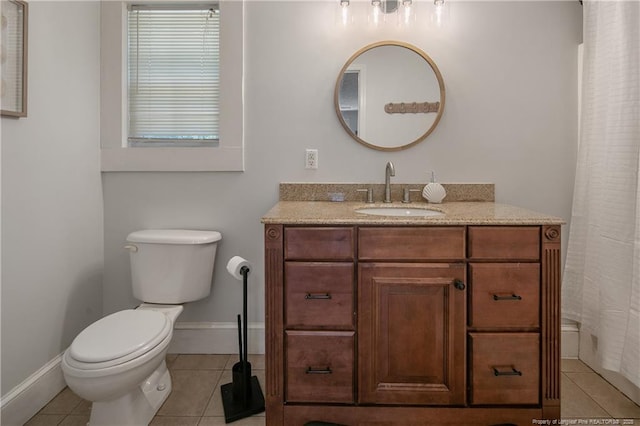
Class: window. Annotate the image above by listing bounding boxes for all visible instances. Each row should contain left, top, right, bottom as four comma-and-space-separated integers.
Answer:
100, 1, 244, 172
127, 5, 220, 147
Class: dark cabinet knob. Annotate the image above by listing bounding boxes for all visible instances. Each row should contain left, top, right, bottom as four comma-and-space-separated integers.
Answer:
454, 279, 466, 290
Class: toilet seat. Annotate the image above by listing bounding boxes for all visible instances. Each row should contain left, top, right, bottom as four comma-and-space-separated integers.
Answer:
67, 309, 171, 370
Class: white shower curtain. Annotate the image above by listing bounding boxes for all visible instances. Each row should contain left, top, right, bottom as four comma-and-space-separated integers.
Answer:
562, 0, 640, 388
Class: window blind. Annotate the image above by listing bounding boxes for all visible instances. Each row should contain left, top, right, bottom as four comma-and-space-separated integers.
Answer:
0, 0, 26, 115
128, 5, 220, 146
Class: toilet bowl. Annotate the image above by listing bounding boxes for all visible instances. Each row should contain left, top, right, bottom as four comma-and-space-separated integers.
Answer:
61, 229, 222, 426
62, 305, 183, 426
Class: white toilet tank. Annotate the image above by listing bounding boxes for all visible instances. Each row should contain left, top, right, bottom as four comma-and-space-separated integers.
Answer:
126, 229, 222, 304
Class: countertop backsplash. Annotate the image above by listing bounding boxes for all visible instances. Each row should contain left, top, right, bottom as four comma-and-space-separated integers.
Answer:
279, 182, 495, 203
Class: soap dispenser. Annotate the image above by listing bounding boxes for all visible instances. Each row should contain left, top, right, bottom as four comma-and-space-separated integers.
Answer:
422, 171, 446, 204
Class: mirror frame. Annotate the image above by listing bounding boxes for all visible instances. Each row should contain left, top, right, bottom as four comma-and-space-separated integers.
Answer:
334, 41, 446, 151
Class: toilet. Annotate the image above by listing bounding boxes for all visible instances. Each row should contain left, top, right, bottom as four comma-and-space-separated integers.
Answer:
61, 229, 222, 426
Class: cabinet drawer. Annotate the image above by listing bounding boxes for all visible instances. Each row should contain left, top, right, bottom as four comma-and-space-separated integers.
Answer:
358, 227, 465, 260
285, 227, 355, 260
469, 332, 540, 405
469, 263, 540, 328
285, 331, 355, 403
468, 226, 540, 260
285, 262, 354, 329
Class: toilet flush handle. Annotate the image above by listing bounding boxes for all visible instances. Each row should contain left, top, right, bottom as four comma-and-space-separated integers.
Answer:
124, 244, 138, 253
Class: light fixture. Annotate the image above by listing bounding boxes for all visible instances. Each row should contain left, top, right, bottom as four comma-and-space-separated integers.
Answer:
336, 0, 444, 28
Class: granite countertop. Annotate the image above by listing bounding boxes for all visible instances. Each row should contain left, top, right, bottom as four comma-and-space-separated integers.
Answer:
261, 201, 565, 226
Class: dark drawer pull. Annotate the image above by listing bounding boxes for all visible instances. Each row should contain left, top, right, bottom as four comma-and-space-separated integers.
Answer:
306, 366, 332, 374
492, 294, 522, 301
493, 367, 522, 376
305, 293, 332, 300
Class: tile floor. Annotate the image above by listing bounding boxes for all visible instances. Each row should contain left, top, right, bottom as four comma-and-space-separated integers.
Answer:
25, 356, 640, 426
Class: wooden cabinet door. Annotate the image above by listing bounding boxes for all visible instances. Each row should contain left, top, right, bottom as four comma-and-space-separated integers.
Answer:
358, 263, 466, 405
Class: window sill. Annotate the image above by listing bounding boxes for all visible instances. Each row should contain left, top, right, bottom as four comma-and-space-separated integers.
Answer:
101, 146, 244, 172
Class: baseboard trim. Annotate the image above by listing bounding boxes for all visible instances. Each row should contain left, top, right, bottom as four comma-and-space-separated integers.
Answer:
0, 353, 66, 426
168, 321, 265, 354
561, 322, 580, 359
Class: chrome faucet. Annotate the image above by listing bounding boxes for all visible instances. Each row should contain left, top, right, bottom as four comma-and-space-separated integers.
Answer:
384, 161, 395, 203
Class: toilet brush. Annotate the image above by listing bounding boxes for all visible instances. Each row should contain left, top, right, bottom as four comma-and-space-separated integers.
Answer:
221, 257, 265, 423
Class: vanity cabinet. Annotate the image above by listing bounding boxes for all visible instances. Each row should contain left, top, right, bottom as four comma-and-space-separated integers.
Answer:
264, 223, 562, 426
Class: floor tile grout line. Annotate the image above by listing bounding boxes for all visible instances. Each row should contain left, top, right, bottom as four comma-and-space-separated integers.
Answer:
562, 371, 617, 418
567, 370, 640, 405
563, 371, 640, 418
201, 369, 225, 418
565, 360, 640, 414
562, 363, 640, 405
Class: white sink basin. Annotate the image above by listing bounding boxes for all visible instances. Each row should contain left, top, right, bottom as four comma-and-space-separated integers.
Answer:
355, 207, 444, 217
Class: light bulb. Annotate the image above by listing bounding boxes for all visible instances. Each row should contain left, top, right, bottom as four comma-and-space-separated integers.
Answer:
400, 0, 414, 26
370, 0, 382, 26
338, 0, 352, 26
432, 0, 446, 26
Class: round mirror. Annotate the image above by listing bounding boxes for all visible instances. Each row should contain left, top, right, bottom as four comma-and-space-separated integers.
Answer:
334, 41, 445, 151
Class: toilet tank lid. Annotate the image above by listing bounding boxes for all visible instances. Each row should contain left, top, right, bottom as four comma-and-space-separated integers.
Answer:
127, 229, 222, 244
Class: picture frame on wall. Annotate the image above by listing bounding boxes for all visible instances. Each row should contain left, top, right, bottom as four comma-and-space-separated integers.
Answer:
1, 0, 28, 118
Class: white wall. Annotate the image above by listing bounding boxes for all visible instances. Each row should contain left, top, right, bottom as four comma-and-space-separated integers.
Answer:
1, 0, 103, 398
102, 1, 582, 338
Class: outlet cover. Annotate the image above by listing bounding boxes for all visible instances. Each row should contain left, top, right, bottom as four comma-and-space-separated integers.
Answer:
305, 149, 318, 169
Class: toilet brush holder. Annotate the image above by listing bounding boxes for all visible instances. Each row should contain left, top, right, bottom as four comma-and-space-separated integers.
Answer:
231, 360, 252, 401
228, 313, 253, 402
221, 258, 265, 423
